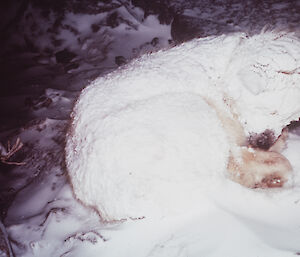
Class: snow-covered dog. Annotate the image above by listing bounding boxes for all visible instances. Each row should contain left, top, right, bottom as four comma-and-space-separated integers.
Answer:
66, 32, 300, 221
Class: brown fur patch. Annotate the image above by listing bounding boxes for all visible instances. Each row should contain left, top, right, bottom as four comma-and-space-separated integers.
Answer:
227, 147, 292, 188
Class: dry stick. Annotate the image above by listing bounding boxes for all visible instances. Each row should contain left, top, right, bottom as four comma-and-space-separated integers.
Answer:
0, 138, 26, 166
0, 219, 15, 257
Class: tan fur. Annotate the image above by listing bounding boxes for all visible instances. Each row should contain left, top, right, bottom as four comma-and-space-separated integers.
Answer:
227, 147, 292, 188
207, 96, 292, 188
269, 128, 289, 153
205, 97, 247, 146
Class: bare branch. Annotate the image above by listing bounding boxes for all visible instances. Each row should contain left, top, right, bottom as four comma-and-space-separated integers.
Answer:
0, 138, 26, 166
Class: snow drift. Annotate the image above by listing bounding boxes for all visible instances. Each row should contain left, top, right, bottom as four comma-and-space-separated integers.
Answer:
65, 31, 300, 222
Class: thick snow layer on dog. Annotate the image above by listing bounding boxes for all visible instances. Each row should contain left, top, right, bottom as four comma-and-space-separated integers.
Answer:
66, 32, 300, 221
69, 94, 229, 220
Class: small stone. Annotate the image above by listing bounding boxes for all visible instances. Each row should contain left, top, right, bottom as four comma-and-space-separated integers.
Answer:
107, 12, 119, 28
115, 56, 126, 66
151, 37, 159, 47
171, 14, 205, 43
55, 49, 77, 64
91, 23, 100, 33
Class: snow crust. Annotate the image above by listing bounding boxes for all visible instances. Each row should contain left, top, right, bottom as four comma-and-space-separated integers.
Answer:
66, 31, 300, 222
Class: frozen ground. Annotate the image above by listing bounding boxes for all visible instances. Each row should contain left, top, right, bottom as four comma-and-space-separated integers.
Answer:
0, 0, 300, 256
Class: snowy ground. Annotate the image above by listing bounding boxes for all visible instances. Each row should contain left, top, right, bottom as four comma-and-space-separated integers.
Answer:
1, 1, 300, 256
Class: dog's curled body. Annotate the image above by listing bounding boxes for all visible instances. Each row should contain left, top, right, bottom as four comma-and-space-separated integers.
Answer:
66, 32, 300, 221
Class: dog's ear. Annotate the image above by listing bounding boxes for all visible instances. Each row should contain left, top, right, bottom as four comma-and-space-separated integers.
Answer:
269, 128, 289, 153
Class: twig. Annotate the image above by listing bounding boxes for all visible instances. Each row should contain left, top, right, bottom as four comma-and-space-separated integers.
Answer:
0, 138, 26, 166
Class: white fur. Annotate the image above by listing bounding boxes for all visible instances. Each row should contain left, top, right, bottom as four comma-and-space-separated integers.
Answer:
66, 32, 300, 221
